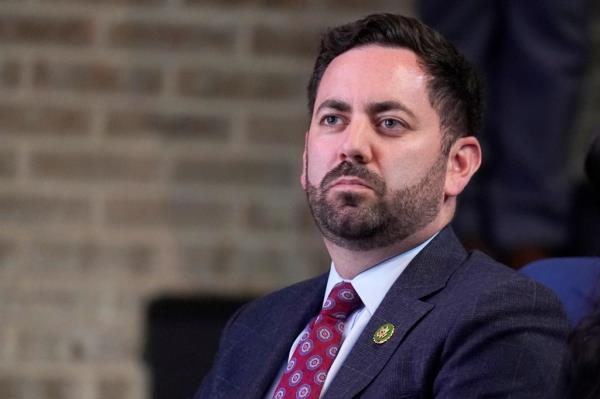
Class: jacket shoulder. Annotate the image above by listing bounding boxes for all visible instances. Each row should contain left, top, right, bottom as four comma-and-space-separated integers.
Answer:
233, 273, 327, 323
452, 250, 564, 302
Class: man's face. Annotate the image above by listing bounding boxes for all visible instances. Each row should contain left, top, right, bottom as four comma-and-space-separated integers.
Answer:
303, 45, 449, 250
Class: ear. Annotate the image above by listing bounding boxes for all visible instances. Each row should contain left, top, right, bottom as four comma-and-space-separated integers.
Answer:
444, 136, 481, 197
300, 131, 309, 190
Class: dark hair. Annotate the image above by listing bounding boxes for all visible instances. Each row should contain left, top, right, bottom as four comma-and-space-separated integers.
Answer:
307, 13, 483, 152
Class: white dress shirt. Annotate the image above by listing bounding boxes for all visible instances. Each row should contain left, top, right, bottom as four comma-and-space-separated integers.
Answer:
265, 234, 436, 398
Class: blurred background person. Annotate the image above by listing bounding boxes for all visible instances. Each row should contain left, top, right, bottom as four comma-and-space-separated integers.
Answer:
567, 133, 600, 399
419, 0, 588, 267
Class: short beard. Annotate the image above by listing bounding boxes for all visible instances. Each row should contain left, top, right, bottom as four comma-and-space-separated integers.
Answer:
305, 155, 447, 251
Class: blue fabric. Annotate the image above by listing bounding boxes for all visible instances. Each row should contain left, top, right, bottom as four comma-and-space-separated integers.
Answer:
420, 0, 587, 250
520, 258, 600, 326
195, 227, 569, 398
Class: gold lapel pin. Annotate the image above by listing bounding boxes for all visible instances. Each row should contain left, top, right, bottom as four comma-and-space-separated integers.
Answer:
373, 322, 395, 344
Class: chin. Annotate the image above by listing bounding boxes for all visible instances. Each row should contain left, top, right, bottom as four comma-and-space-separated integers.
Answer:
329, 190, 374, 208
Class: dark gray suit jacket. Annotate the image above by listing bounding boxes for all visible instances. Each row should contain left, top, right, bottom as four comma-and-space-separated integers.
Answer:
195, 227, 569, 398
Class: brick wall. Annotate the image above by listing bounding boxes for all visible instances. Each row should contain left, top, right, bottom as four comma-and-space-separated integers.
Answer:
0, 1, 417, 398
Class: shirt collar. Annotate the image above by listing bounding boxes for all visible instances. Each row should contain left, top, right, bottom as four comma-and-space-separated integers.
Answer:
324, 233, 438, 315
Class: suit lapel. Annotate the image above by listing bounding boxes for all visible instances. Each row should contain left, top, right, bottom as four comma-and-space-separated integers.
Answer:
242, 275, 328, 398
324, 295, 433, 399
324, 227, 468, 398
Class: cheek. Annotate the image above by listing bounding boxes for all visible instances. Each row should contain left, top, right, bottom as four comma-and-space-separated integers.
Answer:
306, 153, 327, 185
380, 153, 420, 182
380, 151, 438, 187
380, 169, 417, 191
306, 139, 338, 184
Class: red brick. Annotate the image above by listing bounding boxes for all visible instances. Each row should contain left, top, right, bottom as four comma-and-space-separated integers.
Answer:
33, 60, 162, 95
109, 21, 235, 52
0, 149, 17, 178
0, 192, 90, 224
30, 240, 156, 277
181, 245, 225, 279
104, 196, 231, 227
30, 150, 160, 182
0, 102, 90, 135
0, 15, 93, 46
247, 113, 307, 147
321, 0, 407, 11
71, 328, 137, 362
39, 376, 80, 399
232, 247, 283, 280
106, 110, 231, 142
46, 0, 165, 4
183, 0, 404, 10
15, 330, 70, 362
0, 376, 25, 398
3, 287, 77, 309
1, 60, 20, 88
9, 297, 138, 361
183, 0, 306, 8
181, 244, 283, 284
178, 67, 307, 101
301, 245, 331, 274
0, 239, 17, 272
245, 199, 303, 231
252, 25, 321, 59
172, 158, 294, 186
97, 376, 132, 399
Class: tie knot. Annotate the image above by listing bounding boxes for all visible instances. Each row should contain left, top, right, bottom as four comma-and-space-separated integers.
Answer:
321, 282, 362, 320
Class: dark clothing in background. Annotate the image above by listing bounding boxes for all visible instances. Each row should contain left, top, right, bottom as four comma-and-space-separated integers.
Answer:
420, 0, 587, 252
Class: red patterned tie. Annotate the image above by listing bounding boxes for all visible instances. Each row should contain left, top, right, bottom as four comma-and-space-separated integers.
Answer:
272, 281, 363, 399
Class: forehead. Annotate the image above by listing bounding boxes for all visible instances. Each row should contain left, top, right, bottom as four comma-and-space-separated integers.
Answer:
315, 45, 430, 110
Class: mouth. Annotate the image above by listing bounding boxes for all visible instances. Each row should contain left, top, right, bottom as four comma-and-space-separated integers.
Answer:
327, 177, 374, 191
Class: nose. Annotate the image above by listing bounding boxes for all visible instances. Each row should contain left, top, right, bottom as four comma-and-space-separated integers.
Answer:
339, 119, 373, 164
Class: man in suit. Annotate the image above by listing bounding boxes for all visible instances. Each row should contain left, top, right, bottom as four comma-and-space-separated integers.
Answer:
196, 14, 569, 399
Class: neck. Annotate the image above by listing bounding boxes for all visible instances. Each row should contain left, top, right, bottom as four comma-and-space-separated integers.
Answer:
325, 217, 449, 280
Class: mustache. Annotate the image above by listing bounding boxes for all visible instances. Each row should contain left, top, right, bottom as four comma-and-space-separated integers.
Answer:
320, 161, 386, 195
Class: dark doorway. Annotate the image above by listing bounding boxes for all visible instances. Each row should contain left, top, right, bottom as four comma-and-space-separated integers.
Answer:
145, 295, 252, 399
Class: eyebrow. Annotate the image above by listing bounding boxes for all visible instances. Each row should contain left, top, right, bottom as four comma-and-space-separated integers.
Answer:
315, 99, 352, 114
366, 100, 416, 119
315, 99, 416, 120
